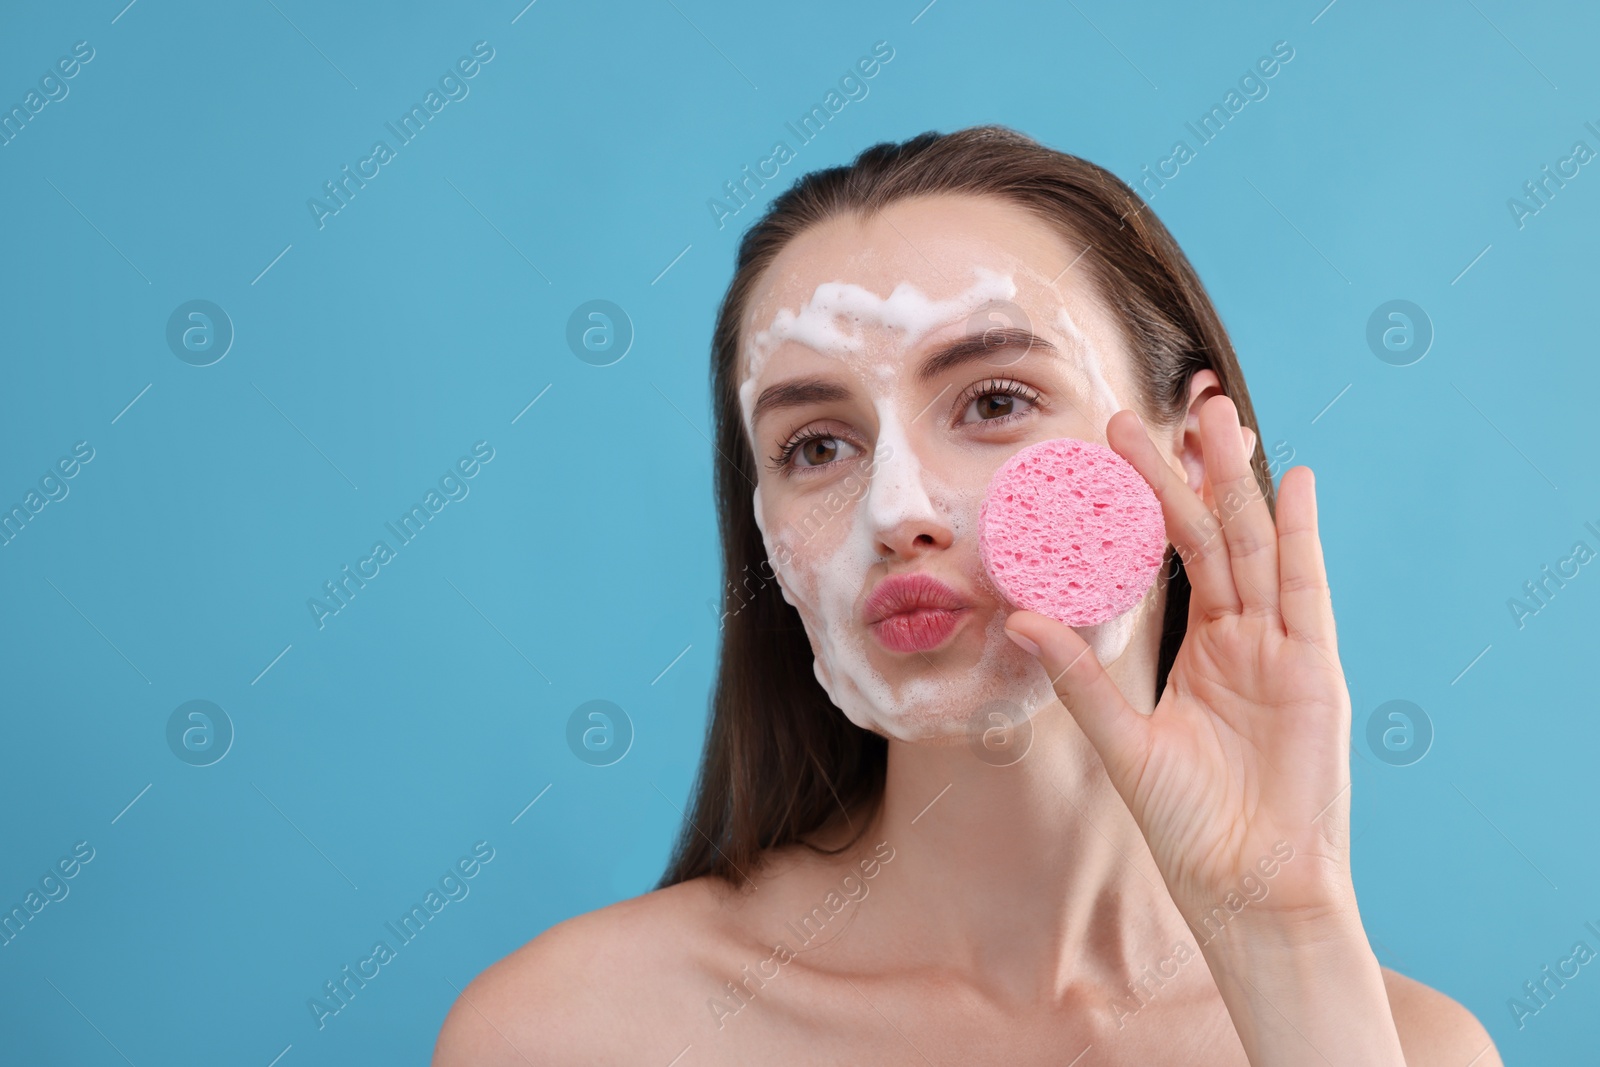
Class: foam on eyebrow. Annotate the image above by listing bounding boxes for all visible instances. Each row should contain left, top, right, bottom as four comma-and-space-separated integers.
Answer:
738, 267, 1018, 444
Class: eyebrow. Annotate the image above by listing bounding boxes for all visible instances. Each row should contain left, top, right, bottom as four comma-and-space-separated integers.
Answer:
750, 328, 1059, 430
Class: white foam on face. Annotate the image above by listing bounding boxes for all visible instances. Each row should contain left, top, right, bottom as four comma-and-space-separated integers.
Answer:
739, 267, 1018, 447
738, 267, 1156, 742
1055, 306, 1123, 419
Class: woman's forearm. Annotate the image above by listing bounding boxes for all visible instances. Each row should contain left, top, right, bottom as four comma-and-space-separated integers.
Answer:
1198, 908, 1405, 1066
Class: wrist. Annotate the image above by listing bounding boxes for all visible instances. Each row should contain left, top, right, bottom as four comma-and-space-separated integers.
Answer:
1195, 894, 1367, 964
1194, 907, 1404, 1066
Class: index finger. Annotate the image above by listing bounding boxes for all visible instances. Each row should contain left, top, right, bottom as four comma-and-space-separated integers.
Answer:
1105, 409, 1242, 620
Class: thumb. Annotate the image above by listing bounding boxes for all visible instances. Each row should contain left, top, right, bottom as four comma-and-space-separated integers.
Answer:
1004, 610, 1150, 789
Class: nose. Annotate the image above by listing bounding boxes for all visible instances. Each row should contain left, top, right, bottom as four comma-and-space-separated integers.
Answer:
865, 431, 955, 560
874, 519, 953, 560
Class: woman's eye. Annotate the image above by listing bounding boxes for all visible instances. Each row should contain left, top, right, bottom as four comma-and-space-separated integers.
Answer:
972, 394, 1019, 420
960, 382, 1040, 424
781, 433, 860, 471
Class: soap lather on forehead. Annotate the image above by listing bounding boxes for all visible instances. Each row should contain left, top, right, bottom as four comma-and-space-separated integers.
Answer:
737, 263, 1128, 447
737, 266, 1023, 444
744, 266, 1017, 376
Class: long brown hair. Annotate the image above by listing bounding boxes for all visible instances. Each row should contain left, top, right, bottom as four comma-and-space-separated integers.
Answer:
659, 125, 1275, 890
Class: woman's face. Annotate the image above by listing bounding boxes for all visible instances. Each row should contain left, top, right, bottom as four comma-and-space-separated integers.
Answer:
737, 193, 1154, 744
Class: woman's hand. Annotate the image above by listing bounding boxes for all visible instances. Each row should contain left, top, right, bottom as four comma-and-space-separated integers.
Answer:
1003, 395, 1356, 939
1003, 395, 1411, 1063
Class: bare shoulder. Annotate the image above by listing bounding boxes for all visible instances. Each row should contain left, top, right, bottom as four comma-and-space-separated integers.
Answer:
432, 876, 750, 1067
1382, 967, 1502, 1067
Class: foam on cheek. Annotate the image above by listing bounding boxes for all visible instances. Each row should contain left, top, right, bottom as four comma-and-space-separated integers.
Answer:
804, 499, 887, 724
750, 483, 788, 607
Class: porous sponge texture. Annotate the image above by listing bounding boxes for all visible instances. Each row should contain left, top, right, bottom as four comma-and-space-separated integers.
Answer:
979, 437, 1167, 627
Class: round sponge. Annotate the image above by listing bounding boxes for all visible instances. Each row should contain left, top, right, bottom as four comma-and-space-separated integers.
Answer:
979, 437, 1168, 627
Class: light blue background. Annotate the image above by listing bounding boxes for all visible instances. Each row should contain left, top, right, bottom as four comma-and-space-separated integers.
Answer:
1, 1, 1596, 1063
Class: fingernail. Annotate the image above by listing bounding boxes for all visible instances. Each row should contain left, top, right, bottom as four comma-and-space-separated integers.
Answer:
1005, 628, 1041, 657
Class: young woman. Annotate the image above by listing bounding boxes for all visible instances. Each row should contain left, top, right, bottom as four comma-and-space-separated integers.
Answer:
435, 126, 1501, 1065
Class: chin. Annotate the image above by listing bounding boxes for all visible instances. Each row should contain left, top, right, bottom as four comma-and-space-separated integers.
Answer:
807, 605, 1060, 745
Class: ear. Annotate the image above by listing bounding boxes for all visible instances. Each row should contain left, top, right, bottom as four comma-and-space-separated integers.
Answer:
1174, 369, 1255, 495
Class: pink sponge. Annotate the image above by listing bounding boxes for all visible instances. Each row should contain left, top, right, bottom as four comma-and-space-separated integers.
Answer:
979, 437, 1167, 627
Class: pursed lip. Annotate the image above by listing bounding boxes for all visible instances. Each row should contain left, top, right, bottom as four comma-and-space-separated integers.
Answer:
863, 571, 974, 654
862, 573, 971, 627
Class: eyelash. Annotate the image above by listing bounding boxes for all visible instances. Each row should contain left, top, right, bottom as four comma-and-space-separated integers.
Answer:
766, 378, 1044, 474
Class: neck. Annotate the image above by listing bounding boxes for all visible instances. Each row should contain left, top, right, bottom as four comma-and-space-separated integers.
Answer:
861, 598, 1193, 1005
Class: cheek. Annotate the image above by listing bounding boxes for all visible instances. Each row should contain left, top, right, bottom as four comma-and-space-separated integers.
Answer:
922, 455, 984, 539
755, 482, 850, 619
